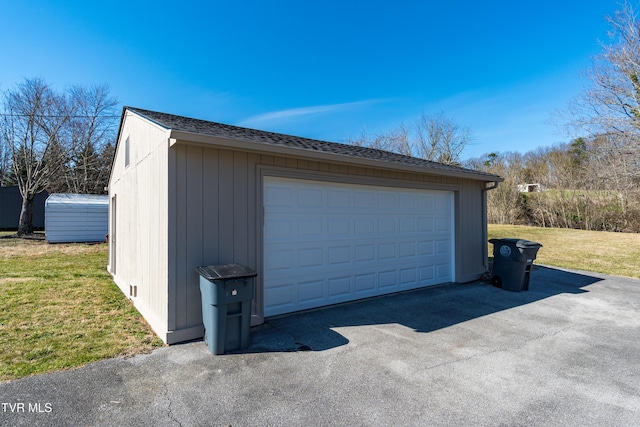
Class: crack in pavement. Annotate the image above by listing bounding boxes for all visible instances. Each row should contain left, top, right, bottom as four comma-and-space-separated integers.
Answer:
162, 380, 183, 427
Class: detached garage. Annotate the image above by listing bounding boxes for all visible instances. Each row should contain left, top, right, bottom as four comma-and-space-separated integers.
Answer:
108, 107, 502, 344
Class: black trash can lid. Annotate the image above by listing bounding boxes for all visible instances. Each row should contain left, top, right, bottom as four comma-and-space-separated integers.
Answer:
489, 238, 542, 248
197, 264, 257, 281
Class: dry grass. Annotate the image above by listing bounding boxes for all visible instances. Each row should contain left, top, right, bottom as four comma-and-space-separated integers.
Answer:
0, 232, 164, 382
488, 224, 640, 278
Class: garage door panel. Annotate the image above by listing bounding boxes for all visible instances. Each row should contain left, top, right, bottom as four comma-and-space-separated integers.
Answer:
327, 190, 350, 208
437, 264, 452, 279
297, 188, 323, 208
264, 177, 454, 317
328, 276, 351, 297
355, 273, 376, 293
378, 243, 396, 259
418, 217, 434, 232
436, 240, 451, 254
264, 185, 293, 206
418, 194, 434, 211
436, 217, 452, 232
398, 194, 416, 210
379, 270, 397, 288
298, 219, 324, 238
354, 191, 376, 208
419, 240, 435, 255
298, 280, 324, 303
298, 248, 324, 268
398, 217, 416, 233
354, 218, 376, 235
354, 244, 375, 262
419, 266, 435, 281
378, 218, 396, 233
328, 219, 350, 236
399, 241, 416, 258
378, 193, 396, 209
400, 267, 417, 284
264, 219, 293, 240
265, 283, 295, 308
328, 246, 351, 264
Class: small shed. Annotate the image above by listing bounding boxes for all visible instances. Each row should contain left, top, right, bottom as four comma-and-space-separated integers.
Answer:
45, 194, 109, 243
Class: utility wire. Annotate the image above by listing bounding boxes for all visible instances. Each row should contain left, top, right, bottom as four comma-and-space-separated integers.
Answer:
0, 114, 120, 118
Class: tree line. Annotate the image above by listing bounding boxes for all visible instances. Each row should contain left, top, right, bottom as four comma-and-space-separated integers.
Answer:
466, 135, 640, 232
0, 78, 118, 234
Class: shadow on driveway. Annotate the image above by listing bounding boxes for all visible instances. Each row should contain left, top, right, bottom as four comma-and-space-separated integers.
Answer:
245, 265, 602, 353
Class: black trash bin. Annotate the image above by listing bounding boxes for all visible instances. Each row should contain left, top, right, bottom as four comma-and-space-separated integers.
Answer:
489, 238, 542, 292
197, 264, 257, 355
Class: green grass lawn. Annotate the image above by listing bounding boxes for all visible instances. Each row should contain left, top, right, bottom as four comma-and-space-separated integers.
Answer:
1, 226, 638, 383
488, 224, 640, 279
0, 232, 163, 383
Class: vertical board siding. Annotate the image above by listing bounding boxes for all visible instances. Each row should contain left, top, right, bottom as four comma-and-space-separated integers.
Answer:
185, 145, 204, 328
174, 144, 188, 329
217, 150, 235, 264
109, 113, 170, 341
169, 146, 488, 338
233, 151, 250, 264
202, 148, 220, 266
455, 179, 485, 282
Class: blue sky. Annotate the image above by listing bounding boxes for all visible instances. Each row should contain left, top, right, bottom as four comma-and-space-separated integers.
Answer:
1, 1, 621, 160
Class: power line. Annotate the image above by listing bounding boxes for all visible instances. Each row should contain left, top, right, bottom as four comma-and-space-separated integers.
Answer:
0, 114, 120, 118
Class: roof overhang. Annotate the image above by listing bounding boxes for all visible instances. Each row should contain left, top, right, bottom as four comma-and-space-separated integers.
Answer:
168, 129, 503, 183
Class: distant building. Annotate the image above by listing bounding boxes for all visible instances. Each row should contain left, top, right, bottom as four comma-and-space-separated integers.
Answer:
0, 186, 48, 230
45, 193, 109, 243
517, 183, 542, 193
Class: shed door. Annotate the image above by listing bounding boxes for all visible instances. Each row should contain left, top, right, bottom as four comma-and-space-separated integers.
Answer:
263, 176, 454, 317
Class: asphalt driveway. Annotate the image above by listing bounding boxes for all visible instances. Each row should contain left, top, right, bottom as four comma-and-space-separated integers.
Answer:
1, 265, 640, 426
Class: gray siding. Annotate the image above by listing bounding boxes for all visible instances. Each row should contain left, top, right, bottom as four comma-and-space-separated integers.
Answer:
168, 143, 488, 342
110, 112, 494, 345
168, 147, 260, 341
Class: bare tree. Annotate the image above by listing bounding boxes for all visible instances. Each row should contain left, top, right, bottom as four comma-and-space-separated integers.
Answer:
349, 125, 413, 156
63, 85, 118, 194
0, 78, 71, 235
564, 1, 640, 172
0, 79, 118, 234
414, 112, 472, 165
551, 2, 640, 231
348, 112, 472, 165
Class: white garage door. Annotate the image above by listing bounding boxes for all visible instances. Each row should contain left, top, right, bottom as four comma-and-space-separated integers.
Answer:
263, 176, 454, 317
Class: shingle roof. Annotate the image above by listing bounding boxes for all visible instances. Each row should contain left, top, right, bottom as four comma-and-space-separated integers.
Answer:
126, 107, 501, 181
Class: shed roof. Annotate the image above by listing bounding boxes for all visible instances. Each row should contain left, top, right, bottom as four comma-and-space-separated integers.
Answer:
46, 193, 109, 206
125, 107, 502, 182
